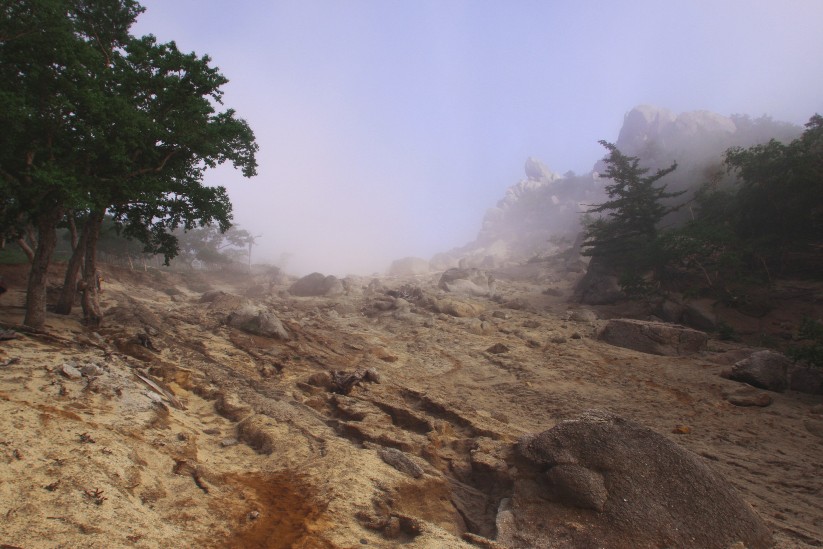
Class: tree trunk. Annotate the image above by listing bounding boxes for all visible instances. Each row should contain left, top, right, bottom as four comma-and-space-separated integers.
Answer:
23, 208, 62, 330
16, 237, 35, 262
55, 214, 89, 315
80, 209, 105, 327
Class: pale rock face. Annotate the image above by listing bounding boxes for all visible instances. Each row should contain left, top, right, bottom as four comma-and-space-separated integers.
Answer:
524, 157, 554, 181
616, 104, 677, 153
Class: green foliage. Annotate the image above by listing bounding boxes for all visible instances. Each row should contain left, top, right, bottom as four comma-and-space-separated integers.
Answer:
724, 115, 823, 265
582, 141, 684, 289
172, 225, 256, 269
787, 318, 823, 368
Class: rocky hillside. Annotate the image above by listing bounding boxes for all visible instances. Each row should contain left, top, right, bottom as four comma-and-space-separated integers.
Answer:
431, 105, 801, 270
1, 259, 821, 548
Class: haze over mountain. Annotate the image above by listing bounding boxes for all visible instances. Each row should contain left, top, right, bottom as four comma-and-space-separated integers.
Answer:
431, 105, 802, 270
132, 1, 823, 276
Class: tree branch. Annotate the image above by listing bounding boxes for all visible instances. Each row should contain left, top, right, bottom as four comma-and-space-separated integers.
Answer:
125, 150, 179, 179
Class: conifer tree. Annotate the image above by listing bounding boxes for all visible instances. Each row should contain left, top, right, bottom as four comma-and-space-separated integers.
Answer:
583, 141, 683, 285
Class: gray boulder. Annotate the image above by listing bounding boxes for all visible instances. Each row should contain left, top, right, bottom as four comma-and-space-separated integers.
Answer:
226, 305, 290, 340
524, 157, 553, 181
288, 272, 344, 297
438, 268, 495, 297
728, 350, 790, 392
513, 410, 772, 549
598, 318, 707, 356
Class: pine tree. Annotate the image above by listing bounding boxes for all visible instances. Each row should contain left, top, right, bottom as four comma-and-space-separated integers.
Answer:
583, 141, 683, 285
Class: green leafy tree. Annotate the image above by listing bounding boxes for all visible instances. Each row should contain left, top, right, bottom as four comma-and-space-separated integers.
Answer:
582, 141, 683, 292
1, 1, 258, 328
0, 0, 143, 329
724, 114, 823, 274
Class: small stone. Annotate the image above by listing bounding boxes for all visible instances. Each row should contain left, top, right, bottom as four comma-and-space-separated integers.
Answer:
306, 372, 333, 389
364, 368, 381, 383
486, 343, 510, 354
80, 363, 104, 377
672, 425, 691, 434
726, 389, 773, 407
492, 311, 509, 320
248, 510, 260, 520
60, 363, 83, 379
220, 438, 239, 447
378, 447, 423, 478
384, 516, 401, 539
571, 332, 582, 339
550, 336, 567, 344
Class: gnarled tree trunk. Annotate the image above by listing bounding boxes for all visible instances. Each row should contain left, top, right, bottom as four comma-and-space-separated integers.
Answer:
80, 209, 105, 327
23, 207, 63, 330
55, 213, 89, 315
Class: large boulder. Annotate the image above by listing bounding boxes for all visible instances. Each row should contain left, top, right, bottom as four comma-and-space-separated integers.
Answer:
438, 268, 495, 297
387, 257, 430, 277
512, 410, 772, 549
288, 272, 344, 297
226, 305, 290, 340
727, 350, 791, 392
598, 318, 707, 356
524, 157, 553, 181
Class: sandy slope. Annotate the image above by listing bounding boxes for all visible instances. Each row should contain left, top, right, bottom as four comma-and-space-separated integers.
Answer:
0, 262, 821, 548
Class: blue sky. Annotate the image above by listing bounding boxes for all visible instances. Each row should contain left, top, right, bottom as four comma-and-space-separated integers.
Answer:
133, 1, 823, 275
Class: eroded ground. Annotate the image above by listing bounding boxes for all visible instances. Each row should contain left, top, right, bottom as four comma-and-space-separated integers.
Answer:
0, 261, 821, 548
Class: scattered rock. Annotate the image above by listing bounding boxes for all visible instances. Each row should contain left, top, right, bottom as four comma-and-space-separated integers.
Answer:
199, 290, 226, 303
485, 343, 510, 354
80, 363, 104, 377
438, 268, 495, 297
289, 272, 344, 297
434, 297, 484, 318
726, 388, 773, 407
330, 369, 377, 395
363, 368, 381, 383
728, 350, 790, 392
566, 308, 598, 322
378, 447, 424, 478
226, 305, 290, 340
60, 362, 83, 380
515, 410, 773, 549
220, 438, 239, 448
598, 318, 708, 356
